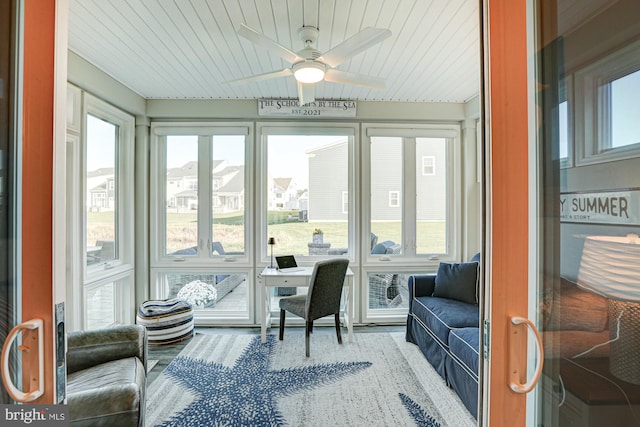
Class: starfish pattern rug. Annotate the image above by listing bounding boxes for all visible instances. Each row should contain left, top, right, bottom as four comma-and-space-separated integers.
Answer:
145, 332, 475, 426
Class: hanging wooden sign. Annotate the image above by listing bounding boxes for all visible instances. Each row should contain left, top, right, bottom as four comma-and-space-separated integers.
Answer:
560, 189, 640, 225
258, 99, 357, 118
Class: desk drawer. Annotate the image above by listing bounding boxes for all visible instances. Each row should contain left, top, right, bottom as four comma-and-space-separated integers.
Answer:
265, 276, 307, 287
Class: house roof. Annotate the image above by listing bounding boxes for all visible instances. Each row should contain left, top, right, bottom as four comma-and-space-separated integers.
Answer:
272, 177, 293, 191
216, 166, 245, 194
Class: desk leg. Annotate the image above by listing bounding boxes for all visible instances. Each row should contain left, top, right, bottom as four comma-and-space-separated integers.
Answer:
262, 284, 270, 344
344, 278, 353, 343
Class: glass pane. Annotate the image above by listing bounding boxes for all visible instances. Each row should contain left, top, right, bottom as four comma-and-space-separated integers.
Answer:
86, 114, 117, 265
416, 138, 447, 255
163, 272, 248, 312
368, 272, 410, 310
212, 135, 245, 255
559, 101, 569, 159
165, 135, 198, 255
266, 135, 349, 255
85, 282, 115, 329
611, 70, 640, 148
535, 3, 640, 426
370, 137, 402, 251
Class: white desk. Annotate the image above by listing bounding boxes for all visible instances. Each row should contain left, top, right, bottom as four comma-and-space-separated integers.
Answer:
259, 266, 354, 344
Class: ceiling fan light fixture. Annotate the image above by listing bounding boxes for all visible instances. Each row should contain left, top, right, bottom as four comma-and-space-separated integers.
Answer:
293, 61, 325, 83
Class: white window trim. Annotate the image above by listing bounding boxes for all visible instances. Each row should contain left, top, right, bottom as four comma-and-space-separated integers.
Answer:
83, 94, 135, 279
149, 122, 253, 268
575, 39, 640, 166
79, 93, 135, 329
362, 123, 462, 264
257, 122, 358, 264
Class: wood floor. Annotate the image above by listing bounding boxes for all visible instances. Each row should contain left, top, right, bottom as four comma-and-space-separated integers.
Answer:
147, 324, 405, 384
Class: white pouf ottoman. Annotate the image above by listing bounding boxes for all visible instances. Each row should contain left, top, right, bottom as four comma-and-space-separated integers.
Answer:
136, 298, 194, 345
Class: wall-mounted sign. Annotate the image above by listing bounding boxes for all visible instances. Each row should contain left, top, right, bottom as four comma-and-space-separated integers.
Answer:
258, 99, 356, 118
560, 189, 640, 225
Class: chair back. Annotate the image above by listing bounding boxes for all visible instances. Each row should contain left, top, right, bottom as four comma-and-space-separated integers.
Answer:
305, 258, 350, 321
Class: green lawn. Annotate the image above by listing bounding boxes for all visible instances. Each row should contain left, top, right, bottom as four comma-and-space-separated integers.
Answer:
87, 210, 446, 254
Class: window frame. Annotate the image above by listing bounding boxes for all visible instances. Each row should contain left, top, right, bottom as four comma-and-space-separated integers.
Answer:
80, 93, 135, 329
388, 191, 400, 207
256, 122, 358, 263
575, 40, 640, 166
362, 123, 462, 264
149, 122, 254, 268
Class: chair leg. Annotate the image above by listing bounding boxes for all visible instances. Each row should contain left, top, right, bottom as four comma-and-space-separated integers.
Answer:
279, 309, 285, 340
309, 320, 313, 333
305, 321, 311, 357
334, 313, 342, 344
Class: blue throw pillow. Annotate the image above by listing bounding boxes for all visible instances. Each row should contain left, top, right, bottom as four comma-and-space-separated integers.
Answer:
433, 261, 479, 304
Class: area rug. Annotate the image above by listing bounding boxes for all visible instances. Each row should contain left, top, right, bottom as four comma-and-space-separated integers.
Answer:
145, 332, 475, 427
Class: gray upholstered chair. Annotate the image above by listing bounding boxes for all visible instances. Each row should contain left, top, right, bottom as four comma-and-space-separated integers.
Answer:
66, 325, 147, 426
278, 258, 350, 357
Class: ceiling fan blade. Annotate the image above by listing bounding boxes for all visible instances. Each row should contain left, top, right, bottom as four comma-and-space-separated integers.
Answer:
226, 68, 293, 85
237, 24, 303, 64
319, 27, 391, 68
297, 82, 315, 106
324, 69, 386, 90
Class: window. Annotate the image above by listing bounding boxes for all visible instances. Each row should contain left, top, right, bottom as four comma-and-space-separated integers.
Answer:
575, 40, 640, 165
364, 125, 461, 317
368, 133, 456, 257
81, 94, 135, 329
259, 124, 355, 258
422, 156, 436, 175
611, 70, 640, 148
150, 123, 252, 324
389, 191, 400, 207
152, 125, 250, 259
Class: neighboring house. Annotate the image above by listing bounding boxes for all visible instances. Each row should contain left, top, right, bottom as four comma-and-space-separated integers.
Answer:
166, 160, 245, 212
269, 177, 300, 210
87, 168, 115, 211
307, 140, 446, 221
213, 165, 245, 212
166, 161, 199, 210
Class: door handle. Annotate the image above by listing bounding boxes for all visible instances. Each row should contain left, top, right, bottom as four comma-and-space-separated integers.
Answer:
509, 316, 544, 393
1, 318, 44, 402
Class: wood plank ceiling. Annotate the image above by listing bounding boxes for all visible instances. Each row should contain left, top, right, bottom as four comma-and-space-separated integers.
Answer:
68, 0, 481, 103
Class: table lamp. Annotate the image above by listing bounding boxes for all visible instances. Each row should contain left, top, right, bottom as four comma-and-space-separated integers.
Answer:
268, 237, 276, 268
577, 233, 640, 384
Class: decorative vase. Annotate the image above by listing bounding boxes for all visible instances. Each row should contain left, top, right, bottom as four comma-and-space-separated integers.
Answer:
313, 234, 323, 244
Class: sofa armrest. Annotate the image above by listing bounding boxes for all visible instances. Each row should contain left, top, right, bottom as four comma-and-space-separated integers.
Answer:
408, 274, 436, 299
67, 325, 147, 374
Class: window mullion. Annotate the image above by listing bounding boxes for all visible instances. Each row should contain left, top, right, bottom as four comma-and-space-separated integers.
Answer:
198, 135, 212, 257
404, 137, 417, 257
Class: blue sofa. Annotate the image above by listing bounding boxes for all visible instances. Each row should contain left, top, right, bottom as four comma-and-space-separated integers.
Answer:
405, 253, 481, 419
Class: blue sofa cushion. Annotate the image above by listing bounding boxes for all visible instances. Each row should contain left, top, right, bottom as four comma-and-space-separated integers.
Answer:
411, 296, 479, 350
449, 327, 480, 380
433, 261, 479, 304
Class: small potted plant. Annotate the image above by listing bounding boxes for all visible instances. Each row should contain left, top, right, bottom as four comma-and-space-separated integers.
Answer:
312, 228, 323, 244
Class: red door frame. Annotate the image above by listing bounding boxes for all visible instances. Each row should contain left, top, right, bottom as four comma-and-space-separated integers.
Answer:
486, 0, 530, 424
21, 0, 57, 402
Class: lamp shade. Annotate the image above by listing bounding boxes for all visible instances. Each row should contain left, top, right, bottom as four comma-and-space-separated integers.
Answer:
577, 234, 640, 302
268, 237, 276, 245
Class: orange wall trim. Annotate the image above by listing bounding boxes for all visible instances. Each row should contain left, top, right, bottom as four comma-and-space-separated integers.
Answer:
22, 0, 56, 402
487, 0, 530, 425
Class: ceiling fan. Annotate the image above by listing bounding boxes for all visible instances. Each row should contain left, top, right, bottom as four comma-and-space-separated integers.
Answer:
228, 24, 392, 105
